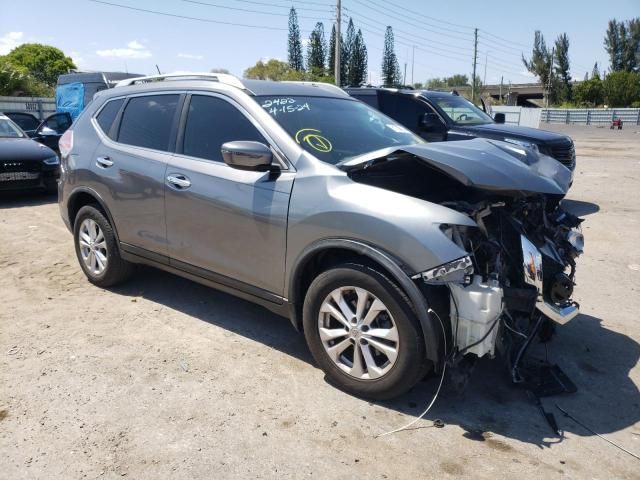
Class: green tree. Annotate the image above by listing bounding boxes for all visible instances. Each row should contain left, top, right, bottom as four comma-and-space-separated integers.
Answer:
592, 62, 601, 79
343, 18, 356, 82
287, 7, 304, 71
381, 26, 400, 87
347, 29, 367, 86
5, 43, 75, 87
573, 76, 604, 106
554, 33, 572, 101
307, 22, 326, 76
243, 59, 304, 81
522, 31, 558, 104
605, 18, 640, 73
446, 74, 469, 87
210, 68, 230, 74
604, 19, 624, 72
602, 70, 640, 106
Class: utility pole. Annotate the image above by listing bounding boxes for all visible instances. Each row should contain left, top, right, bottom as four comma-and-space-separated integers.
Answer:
471, 28, 478, 104
335, 0, 341, 87
403, 62, 407, 86
411, 45, 415, 85
499, 75, 503, 102
483, 52, 487, 86
545, 46, 555, 108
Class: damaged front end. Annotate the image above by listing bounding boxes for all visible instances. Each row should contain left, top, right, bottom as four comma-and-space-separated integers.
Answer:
341, 139, 585, 388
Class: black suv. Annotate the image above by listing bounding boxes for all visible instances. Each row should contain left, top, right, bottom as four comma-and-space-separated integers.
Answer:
346, 88, 576, 173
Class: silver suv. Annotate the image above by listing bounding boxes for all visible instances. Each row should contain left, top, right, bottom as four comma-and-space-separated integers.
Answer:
58, 73, 583, 399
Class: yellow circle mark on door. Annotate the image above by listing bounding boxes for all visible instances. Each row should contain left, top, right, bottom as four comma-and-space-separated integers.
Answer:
294, 128, 333, 153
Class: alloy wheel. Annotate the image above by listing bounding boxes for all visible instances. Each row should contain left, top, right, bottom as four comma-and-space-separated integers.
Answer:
78, 218, 108, 275
317, 286, 399, 380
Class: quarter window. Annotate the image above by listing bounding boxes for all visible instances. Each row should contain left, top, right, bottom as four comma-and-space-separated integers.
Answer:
95, 98, 124, 138
183, 95, 266, 162
118, 94, 179, 151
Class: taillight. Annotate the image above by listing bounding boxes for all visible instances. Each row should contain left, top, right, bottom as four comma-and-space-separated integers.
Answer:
59, 130, 73, 158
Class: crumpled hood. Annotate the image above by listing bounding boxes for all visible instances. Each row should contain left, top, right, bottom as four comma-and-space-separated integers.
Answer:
339, 138, 572, 196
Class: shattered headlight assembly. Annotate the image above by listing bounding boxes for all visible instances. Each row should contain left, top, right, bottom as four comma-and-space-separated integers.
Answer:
503, 138, 539, 154
412, 256, 474, 284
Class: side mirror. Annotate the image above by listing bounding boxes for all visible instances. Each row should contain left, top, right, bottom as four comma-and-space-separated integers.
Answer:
221, 141, 274, 171
494, 113, 506, 124
419, 112, 444, 131
37, 126, 58, 137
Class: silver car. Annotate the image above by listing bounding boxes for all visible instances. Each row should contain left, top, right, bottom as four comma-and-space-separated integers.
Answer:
58, 73, 583, 399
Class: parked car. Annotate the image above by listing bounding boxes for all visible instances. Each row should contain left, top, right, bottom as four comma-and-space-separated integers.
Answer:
58, 73, 583, 400
3, 111, 72, 153
345, 88, 577, 174
0, 113, 60, 192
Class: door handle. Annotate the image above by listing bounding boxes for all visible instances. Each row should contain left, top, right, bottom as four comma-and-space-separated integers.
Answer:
167, 174, 191, 189
96, 156, 113, 168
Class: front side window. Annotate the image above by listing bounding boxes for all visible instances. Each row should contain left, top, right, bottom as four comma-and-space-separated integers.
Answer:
384, 94, 434, 130
118, 94, 179, 151
182, 95, 266, 162
0, 117, 25, 138
258, 96, 422, 164
96, 98, 124, 138
43, 113, 72, 133
431, 95, 493, 125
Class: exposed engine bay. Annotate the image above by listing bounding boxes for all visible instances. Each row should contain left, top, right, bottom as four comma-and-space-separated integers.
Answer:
343, 145, 584, 389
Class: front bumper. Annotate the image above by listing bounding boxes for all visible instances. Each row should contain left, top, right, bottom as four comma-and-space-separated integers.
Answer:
0, 168, 59, 191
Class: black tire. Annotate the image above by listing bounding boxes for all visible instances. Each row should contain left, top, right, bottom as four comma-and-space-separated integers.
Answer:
303, 263, 427, 400
73, 205, 134, 287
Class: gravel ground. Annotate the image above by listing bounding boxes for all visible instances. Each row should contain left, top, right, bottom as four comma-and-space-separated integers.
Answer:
1, 124, 639, 479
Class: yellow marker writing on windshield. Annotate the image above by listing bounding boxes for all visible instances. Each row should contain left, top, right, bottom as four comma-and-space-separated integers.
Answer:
294, 128, 332, 153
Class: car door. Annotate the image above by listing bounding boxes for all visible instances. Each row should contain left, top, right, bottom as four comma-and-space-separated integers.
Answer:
164, 93, 294, 297
92, 93, 182, 258
33, 112, 73, 151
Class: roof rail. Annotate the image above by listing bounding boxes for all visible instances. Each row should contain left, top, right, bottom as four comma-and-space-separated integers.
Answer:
114, 71, 246, 90
281, 81, 348, 96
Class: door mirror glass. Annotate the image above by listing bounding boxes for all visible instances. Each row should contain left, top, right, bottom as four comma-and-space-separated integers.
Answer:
419, 112, 444, 131
494, 112, 506, 124
37, 126, 59, 137
221, 141, 274, 171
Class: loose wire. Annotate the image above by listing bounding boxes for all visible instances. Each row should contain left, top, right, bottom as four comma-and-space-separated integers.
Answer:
376, 307, 448, 438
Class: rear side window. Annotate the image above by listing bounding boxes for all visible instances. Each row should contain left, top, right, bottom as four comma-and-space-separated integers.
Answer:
118, 94, 179, 151
382, 94, 432, 130
352, 92, 379, 109
182, 95, 266, 162
96, 98, 124, 138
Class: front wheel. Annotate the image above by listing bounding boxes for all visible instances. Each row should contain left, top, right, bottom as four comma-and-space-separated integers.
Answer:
303, 263, 427, 400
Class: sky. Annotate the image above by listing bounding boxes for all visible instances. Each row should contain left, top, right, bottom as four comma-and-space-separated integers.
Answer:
1, 0, 638, 86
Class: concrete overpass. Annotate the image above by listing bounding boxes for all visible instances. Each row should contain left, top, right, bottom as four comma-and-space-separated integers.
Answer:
452, 83, 547, 107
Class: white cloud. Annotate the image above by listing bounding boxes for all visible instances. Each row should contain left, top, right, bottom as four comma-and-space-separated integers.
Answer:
69, 51, 85, 67
127, 40, 145, 50
178, 53, 204, 60
0, 31, 24, 55
96, 41, 151, 59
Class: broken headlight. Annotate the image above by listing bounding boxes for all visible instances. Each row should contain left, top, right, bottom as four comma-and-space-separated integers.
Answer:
412, 256, 474, 284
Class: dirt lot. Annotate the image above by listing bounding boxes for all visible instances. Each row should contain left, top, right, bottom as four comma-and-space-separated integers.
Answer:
1, 124, 639, 479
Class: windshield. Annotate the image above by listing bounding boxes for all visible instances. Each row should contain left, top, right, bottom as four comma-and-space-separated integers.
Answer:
258, 96, 423, 164
432, 95, 493, 126
0, 117, 26, 138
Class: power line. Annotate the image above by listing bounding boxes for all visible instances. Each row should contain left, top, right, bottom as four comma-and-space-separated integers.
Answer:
346, 0, 474, 44
231, 0, 332, 12
365, 0, 474, 32
87, 0, 296, 30
342, 10, 474, 58
181, 0, 333, 21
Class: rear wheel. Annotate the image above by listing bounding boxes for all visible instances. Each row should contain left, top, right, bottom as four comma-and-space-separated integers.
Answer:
73, 205, 133, 287
303, 263, 426, 400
